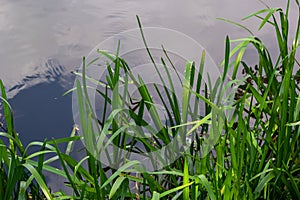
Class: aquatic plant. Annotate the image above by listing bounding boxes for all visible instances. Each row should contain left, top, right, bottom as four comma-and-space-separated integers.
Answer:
0, 0, 299, 199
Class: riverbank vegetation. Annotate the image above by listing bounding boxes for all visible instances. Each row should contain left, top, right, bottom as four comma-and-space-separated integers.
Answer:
0, 1, 299, 199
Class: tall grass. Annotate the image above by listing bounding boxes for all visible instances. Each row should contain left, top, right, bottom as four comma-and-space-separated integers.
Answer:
0, 0, 299, 199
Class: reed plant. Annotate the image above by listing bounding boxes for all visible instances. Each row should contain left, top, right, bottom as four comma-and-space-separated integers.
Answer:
0, 0, 299, 199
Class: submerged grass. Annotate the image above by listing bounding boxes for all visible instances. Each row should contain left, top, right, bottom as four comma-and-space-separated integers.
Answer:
0, 0, 299, 199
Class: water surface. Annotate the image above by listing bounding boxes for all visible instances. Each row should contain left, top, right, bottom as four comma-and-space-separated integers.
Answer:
0, 0, 297, 143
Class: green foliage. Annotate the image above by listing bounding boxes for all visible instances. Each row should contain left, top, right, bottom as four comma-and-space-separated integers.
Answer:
0, 0, 299, 199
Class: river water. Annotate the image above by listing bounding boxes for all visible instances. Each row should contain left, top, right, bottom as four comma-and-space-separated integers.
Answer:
0, 0, 298, 144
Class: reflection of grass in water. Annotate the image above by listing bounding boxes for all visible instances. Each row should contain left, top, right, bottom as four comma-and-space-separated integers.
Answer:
0, 1, 299, 199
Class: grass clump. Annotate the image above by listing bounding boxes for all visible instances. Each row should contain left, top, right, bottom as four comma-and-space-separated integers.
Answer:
0, 0, 299, 199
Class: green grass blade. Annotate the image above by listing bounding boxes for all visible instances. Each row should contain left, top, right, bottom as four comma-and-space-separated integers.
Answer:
159, 182, 194, 198
109, 176, 127, 199
183, 157, 189, 200
101, 160, 140, 189
22, 163, 53, 200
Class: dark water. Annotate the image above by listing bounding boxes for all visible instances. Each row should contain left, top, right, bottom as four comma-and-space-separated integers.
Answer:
0, 0, 298, 144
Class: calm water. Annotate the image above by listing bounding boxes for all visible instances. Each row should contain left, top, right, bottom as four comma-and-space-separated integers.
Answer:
0, 0, 297, 144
